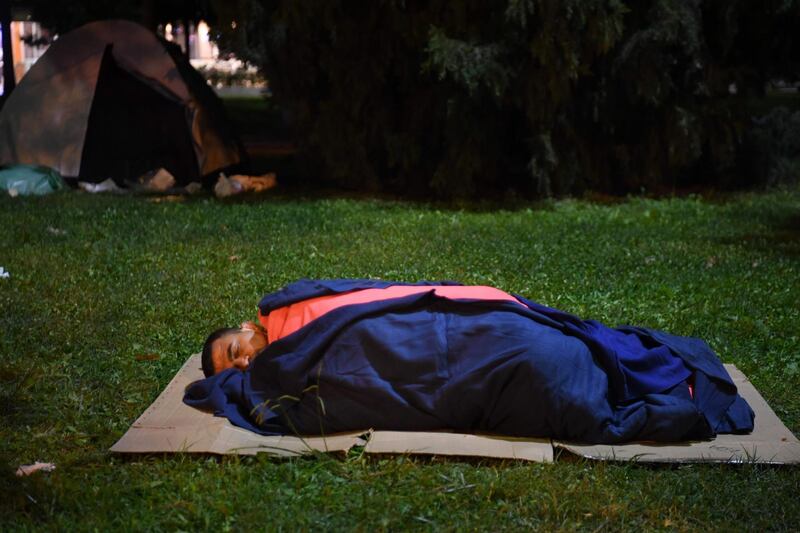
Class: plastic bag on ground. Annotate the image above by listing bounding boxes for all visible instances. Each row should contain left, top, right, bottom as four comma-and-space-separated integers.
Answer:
214, 172, 277, 198
139, 168, 176, 191
0, 165, 66, 196
78, 178, 124, 194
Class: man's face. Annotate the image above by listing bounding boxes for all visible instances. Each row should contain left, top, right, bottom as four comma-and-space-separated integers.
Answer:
211, 326, 268, 374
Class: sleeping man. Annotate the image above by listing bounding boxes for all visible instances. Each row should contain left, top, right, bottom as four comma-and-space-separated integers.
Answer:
184, 278, 754, 444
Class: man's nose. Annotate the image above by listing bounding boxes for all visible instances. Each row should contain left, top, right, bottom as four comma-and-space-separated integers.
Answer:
232, 356, 250, 370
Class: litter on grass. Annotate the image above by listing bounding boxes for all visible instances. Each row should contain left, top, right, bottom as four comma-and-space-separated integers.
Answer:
214, 172, 277, 198
15, 462, 56, 477
138, 168, 176, 192
0, 266, 9, 279
0, 165, 66, 196
78, 178, 125, 194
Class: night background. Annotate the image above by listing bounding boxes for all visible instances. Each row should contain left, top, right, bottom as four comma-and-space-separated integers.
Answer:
1, 1, 799, 530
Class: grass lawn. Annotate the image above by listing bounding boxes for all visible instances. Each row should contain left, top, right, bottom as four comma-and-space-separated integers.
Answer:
1, 188, 799, 530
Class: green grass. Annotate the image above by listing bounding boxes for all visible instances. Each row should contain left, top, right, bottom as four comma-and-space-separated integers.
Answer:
1, 188, 799, 530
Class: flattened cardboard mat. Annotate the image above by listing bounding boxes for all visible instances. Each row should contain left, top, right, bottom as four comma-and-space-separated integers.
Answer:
111, 354, 800, 464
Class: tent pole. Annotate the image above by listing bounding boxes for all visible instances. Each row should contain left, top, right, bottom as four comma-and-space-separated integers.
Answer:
182, 19, 191, 59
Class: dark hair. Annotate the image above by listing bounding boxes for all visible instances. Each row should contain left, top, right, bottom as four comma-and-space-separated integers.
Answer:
201, 327, 241, 377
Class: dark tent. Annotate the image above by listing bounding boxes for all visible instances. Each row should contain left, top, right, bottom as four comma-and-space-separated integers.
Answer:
0, 20, 245, 185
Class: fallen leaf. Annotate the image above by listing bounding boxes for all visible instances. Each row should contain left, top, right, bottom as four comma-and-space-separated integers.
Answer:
135, 353, 160, 361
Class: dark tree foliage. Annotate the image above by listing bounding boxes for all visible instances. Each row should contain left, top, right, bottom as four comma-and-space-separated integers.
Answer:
53, 0, 800, 197
746, 107, 800, 187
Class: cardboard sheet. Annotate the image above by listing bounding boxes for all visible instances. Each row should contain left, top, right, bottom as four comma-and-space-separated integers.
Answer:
111, 355, 800, 464
555, 365, 800, 464
110, 355, 366, 456
364, 431, 552, 462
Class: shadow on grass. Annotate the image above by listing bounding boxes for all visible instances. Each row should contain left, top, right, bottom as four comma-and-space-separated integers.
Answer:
209, 182, 563, 214
0, 364, 41, 426
104, 445, 791, 472
207, 183, 784, 214
718, 209, 800, 257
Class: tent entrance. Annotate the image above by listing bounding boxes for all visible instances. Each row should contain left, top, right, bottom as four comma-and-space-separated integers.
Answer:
79, 45, 199, 184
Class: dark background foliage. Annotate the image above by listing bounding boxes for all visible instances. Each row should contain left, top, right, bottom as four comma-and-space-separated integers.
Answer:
6, 0, 800, 198
214, 0, 800, 198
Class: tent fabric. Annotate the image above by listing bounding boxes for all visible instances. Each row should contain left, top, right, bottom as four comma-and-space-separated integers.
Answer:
184, 279, 755, 444
78, 45, 200, 183
0, 20, 244, 185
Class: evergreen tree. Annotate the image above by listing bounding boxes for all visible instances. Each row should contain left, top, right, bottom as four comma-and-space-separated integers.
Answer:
216, 0, 800, 197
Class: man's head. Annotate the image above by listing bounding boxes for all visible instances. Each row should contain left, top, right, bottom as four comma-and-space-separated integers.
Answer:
201, 322, 269, 377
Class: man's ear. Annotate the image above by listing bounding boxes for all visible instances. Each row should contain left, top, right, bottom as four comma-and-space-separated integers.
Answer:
240, 321, 258, 331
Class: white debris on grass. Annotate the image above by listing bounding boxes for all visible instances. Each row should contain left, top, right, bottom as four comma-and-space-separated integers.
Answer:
78, 178, 124, 194
213, 173, 244, 198
214, 172, 278, 198
139, 167, 176, 191
15, 462, 56, 477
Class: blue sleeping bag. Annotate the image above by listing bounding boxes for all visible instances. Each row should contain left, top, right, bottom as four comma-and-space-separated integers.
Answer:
184, 279, 754, 443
